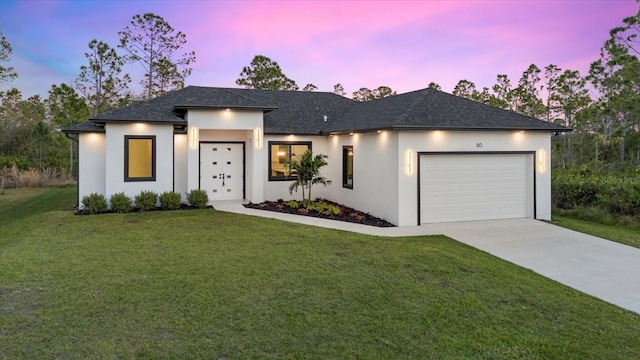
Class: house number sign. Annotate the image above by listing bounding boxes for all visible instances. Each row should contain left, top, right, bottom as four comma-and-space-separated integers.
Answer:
476, 142, 483, 148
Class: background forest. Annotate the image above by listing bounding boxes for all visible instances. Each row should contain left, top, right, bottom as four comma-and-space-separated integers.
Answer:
1, 8, 640, 220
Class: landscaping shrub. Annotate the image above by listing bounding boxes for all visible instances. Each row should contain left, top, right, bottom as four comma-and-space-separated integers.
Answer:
159, 191, 182, 210
305, 201, 342, 216
109, 192, 133, 213
552, 169, 640, 223
597, 184, 640, 216
286, 200, 300, 209
135, 190, 158, 211
187, 189, 209, 209
82, 193, 107, 214
552, 172, 602, 209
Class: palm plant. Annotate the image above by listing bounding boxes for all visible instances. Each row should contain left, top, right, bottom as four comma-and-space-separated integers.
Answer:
287, 150, 332, 203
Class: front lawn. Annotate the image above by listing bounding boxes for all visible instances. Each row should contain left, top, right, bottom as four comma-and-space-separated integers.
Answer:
1, 187, 639, 359
552, 214, 640, 249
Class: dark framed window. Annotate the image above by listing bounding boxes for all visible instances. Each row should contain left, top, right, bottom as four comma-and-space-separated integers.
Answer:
268, 141, 312, 181
343, 146, 353, 189
124, 135, 156, 182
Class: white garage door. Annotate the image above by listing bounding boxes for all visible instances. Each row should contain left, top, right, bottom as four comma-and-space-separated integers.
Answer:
419, 153, 532, 224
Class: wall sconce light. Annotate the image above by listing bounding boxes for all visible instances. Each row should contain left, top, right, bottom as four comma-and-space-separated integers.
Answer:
190, 126, 198, 149
254, 127, 262, 149
406, 149, 413, 175
538, 149, 546, 173
277, 150, 286, 157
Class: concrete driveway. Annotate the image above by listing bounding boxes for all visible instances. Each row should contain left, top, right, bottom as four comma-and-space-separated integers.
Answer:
421, 218, 640, 315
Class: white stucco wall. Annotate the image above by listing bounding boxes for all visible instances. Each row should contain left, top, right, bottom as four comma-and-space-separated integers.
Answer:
78, 132, 106, 208
262, 135, 330, 202
185, 109, 264, 204
104, 123, 174, 201
325, 132, 400, 225
259, 130, 552, 227
398, 130, 552, 226
174, 134, 188, 202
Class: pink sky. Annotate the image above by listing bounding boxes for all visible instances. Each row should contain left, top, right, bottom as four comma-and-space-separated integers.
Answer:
0, 0, 637, 99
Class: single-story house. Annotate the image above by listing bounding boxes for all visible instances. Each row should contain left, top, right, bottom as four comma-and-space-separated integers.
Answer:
63, 86, 569, 226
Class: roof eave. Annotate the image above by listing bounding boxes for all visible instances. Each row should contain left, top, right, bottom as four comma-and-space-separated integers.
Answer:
327, 125, 572, 135
61, 127, 106, 134
173, 104, 278, 113
388, 125, 571, 132
90, 118, 186, 125
264, 131, 323, 136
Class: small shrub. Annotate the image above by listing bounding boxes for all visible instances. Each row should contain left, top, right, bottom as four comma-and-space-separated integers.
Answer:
287, 200, 300, 209
306, 202, 322, 212
187, 189, 209, 209
82, 193, 107, 214
325, 204, 342, 216
135, 190, 158, 211
110, 192, 132, 213
159, 191, 182, 210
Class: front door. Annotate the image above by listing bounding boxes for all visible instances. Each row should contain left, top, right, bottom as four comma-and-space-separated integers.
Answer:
200, 143, 244, 201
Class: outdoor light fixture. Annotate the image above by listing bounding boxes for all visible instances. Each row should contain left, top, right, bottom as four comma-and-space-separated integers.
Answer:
254, 127, 262, 149
190, 126, 198, 149
406, 149, 413, 175
538, 149, 546, 173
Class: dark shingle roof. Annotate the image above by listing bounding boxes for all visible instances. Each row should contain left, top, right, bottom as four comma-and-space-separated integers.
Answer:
63, 86, 569, 134
91, 86, 278, 123
62, 121, 105, 133
327, 88, 568, 133
223, 88, 354, 134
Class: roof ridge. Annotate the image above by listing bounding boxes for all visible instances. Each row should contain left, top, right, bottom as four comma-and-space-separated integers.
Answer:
320, 99, 359, 133
395, 88, 432, 124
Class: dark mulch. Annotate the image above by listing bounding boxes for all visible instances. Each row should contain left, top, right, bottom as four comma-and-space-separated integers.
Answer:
243, 199, 395, 227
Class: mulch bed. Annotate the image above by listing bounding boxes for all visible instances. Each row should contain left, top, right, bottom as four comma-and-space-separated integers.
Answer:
243, 199, 395, 227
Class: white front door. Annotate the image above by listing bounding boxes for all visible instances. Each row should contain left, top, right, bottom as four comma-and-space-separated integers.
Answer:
200, 143, 244, 201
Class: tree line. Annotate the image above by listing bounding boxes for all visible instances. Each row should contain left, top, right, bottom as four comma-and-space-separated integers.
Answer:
2, 7, 640, 176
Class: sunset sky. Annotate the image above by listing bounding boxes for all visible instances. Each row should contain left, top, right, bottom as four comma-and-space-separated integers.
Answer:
0, 0, 637, 99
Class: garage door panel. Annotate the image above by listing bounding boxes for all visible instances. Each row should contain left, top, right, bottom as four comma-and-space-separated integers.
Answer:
420, 154, 532, 224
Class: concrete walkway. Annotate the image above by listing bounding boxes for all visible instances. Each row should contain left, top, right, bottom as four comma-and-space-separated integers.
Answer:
214, 202, 640, 314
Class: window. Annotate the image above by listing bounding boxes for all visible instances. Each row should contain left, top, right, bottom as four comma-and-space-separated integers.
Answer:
268, 141, 311, 180
124, 135, 156, 181
343, 146, 353, 188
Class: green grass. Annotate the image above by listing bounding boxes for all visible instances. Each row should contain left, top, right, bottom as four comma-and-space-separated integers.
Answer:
552, 214, 640, 249
1, 187, 640, 359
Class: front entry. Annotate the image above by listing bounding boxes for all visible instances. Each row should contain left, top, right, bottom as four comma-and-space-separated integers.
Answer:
200, 142, 244, 200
